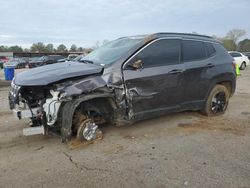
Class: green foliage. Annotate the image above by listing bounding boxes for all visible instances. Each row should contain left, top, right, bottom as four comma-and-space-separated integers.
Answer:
30, 42, 46, 52
222, 39, 237, 51
0, 45, 10, 52
56, 44, 68, 52
8, 45, 23, 52
77, 47, 84, 52
70, 44, 77, 52
46, 43, 54, 52
238, 39, 250, 52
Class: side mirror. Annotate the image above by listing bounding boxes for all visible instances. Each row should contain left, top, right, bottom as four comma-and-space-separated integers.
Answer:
128, 59, 143, 70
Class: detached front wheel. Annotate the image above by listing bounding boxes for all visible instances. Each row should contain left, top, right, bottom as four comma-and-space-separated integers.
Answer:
202, 85, 229, 116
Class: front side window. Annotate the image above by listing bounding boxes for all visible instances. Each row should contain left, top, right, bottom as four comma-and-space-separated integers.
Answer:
182, 40, 206, 62
134, 39, 180, 68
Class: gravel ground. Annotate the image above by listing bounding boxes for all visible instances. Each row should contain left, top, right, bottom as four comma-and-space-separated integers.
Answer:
0, 68, 249, 188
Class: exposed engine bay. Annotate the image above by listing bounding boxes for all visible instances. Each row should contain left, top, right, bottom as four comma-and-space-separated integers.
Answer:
9, 82, 61, 127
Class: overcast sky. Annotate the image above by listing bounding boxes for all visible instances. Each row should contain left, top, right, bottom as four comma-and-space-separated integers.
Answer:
0, 0, 249, 48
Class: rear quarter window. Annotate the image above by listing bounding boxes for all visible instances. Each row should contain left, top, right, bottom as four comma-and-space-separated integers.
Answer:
205, 42, 216, 57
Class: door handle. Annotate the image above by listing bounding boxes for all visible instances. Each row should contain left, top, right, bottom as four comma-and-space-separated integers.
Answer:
205, 63, 215, 68
168, 69, 184, 74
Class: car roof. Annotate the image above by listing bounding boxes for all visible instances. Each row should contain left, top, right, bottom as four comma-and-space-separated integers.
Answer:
123, 32, 218, 43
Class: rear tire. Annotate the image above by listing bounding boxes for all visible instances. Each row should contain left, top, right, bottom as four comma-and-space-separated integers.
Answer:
201, 85, 229, 116
240, 62, 246, 70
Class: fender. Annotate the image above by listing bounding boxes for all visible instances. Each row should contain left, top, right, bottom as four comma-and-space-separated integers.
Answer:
205, 74, 235, 102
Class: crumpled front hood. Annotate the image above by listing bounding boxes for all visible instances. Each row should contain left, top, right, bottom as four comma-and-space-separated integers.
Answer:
14, 62, 103, 86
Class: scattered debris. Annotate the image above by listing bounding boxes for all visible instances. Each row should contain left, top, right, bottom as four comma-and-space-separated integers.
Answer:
184, 181, 188, 186
23, 126, 44, 136
123, 135, 136, 139
34, 146, 44, 151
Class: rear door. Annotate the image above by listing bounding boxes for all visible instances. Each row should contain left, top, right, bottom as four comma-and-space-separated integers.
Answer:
123, 39, 185, 118
181, 40, 216, 108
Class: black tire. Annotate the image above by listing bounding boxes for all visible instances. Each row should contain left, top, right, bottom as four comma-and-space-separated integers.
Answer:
240, 62, 246, 70
201, 85, 229, 116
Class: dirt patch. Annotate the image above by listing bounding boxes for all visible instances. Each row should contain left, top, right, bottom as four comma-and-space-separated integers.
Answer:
103, 144, 124, 154
178, 117, 250, 136
68, 132, 103, 150
241, 112, 250, 115
0, 111, 12, 116
123, 134, 136, 139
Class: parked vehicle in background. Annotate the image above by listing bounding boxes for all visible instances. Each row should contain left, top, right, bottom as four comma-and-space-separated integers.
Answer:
73, 54, 85, 62
4, 58, 27, 69
228, 51, 249, 70
57, 54, 83, 63
0, 56, 9, 68
9, 33, 236, 142
0, 61, 3, 69
28, 55, 65, 68
67, 54, 78, 61
0, 56, 9, 63
243, 52, 250, 60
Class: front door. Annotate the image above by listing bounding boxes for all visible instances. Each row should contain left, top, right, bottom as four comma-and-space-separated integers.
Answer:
122, 39, 184, 119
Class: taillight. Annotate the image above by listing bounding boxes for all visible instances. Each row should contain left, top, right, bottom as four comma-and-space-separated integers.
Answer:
232, 62, 236, 69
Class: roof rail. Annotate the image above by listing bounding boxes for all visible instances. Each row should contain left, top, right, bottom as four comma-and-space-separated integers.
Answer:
155, 32, 213, 39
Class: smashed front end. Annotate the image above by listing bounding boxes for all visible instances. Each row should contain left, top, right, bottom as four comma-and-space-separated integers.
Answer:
9, 79, 63, 130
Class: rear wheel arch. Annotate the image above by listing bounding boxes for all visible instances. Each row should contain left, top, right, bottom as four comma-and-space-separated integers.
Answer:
205, 80, 232, 102
217, 81, 232, 96
201, 84, 229, 116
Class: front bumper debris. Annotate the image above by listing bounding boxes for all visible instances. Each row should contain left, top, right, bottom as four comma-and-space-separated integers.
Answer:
23, 126, 45, 136
13, 107, 39, 120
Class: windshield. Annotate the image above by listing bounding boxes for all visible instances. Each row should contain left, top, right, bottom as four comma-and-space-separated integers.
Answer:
80, 37, 143, 65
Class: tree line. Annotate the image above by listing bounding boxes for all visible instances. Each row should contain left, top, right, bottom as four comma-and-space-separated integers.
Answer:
0, 29, 249, 53
0, 43, 93, 53
213, 29, 250, 51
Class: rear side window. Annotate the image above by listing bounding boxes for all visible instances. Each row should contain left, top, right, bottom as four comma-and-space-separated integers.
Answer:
205, 42, 216, 57
182, 40, 206, 62
135, 39, 180, 68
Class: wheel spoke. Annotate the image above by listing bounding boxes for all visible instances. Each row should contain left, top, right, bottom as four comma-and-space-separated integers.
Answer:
211, 92, 226, 114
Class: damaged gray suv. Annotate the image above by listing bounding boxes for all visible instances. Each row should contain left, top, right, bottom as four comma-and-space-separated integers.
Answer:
9, 33, 236, 142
